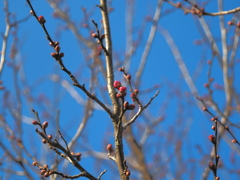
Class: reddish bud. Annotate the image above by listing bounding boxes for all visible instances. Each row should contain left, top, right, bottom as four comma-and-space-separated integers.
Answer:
134, 89, 139, 95
116, 93, 123, 98
227, 21, 233, 25
232, 139, 237, 143
125, 170, 131, 177
209, 161, 216, 171
118, 67, 124, 72
204, 83, 209, 88
59, 52, 64, 58
44, 172, 50, 177
51, 52, 57, 58
212, 126, 216, 130
208, 135, 216, 144
30, 10, 34, 15
76, 153, 82, 161
55, 46, 60, 52
42, 121, 48, 129
126, 74, 131, 80
128, 104, 135, 110
48, 135, 52, 139
225, 125, 229, 130
32, 120, 39, 125
91, 33, 98, 38
38, 16, 46, 24
32, 161, 38, 166
215, 177, 220, 180
119, 86, 127, 94
43, 164, 48, 169
202, 107, 207, 111
106, 144, 113, 153
42, 139, 47, 144
113, 81, 121, 89
130, 93, 136, 99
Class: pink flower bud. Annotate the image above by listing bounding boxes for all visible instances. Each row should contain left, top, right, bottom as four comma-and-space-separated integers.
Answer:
113, 81, 121, 89
51, 52, 57, 58
38, 16, 46, 24
55, 46, 60, 52
116, 93, 122, 98
134, 89, 139, 95
42, 121, 48, 129
91, 33, 98, 38
32, 161, 38, 166
130, 93, 136, 99
208, 135, 216, 144
32, 120, 39, 125
106, 144, 113, 153
119, 86, 127, 94
126, 74, 131, 80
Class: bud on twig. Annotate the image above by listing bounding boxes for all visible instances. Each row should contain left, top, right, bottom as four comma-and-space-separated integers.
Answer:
208, 161, 216, 171
208, 135, 216, 144
106, 144, 113, 153
38, 16, 46, 24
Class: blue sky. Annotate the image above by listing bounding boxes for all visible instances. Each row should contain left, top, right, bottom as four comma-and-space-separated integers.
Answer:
0, 0, 240, 179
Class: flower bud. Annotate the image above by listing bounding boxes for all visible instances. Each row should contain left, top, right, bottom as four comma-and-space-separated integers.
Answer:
208, 135, 216, 144
113, 81, 121, 89
208, 161, 216, 171
116, 93, 122, 98
32, 120, 39, 125
42, 139, 47, 144
32, 161, 38, 166
42, 121, 48, 129
227, 21, 233, 26
119, 86, 127, 94
126, 74, 131, 80
134, 89, 139, 95
125, 170, 131, 177
38, 16, 46, 24
91, 33, 98, 38
48, 135, 52, 139
40, 170, 46, 175
55, 46, 60, 52
51, 52, 57, 58
106, 144, 113, 153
